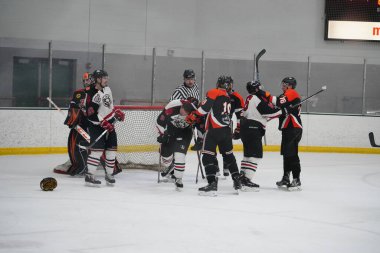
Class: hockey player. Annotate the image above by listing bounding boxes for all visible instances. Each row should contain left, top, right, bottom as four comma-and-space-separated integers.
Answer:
156, 99, 198, 190
53, 73, 122, 176
239, 81, 282, 191
84, 69, 125, 185
221, 76, 245, 177
186, 75, 242, 196
53, 72, 92, 175
270, 77, 303, 191
170, 69, 203, 151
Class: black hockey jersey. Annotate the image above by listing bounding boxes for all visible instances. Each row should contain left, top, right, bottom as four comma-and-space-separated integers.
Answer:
272, 89, 302, 129
64, 88, 87, 128
195, 88, 231, 130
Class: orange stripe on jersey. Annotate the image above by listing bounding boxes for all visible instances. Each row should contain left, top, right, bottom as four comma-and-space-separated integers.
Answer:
284, 89, 300, 102
206, 88, 228, 100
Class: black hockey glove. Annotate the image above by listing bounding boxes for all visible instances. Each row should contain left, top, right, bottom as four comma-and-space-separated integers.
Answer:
157, 132, 170, 144
232, 123, 241, 140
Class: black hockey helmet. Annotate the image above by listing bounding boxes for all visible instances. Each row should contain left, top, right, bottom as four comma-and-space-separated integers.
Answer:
246, 80, 261, 94
282, 77, 297, 88
92, 69, 108, 81
182, 100, 197, 113
217, 75, 233, 91
186, 97, 199, 108
183, 69, 195, 79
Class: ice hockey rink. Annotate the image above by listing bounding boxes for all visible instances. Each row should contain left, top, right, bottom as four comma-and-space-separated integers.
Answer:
1, 151, 379, 253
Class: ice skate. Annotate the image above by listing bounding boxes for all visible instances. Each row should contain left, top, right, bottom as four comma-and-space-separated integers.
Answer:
85, 173, 101, 186
198, 180, 218, 197
240, 174, 260, 192
276, 176, 290, 188
105, 173, 116, 186
223, 169, 230, 177
287, 178, 301, 191
175, 177, 183, 191
232, 173, 242, 194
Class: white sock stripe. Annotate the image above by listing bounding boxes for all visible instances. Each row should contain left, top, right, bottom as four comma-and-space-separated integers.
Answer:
241, 160, 257, 166
88, 156, 101, 161
241, 162, 257, 169
242, 166, 256, 172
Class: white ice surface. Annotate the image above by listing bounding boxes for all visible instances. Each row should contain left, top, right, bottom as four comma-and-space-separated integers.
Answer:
0, 152, 380, 253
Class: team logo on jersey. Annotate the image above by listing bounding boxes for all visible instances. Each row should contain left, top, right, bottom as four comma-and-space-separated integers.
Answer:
76, 93, 81, 99
93, 94, 101, 104
170, 114, 189, 128
102, 94, 112, 108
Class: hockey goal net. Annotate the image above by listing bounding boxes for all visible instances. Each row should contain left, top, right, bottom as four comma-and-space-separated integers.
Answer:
114, 105, 164, 170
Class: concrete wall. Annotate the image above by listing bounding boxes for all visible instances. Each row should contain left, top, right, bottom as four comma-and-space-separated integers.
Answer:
0, 109, 379, 149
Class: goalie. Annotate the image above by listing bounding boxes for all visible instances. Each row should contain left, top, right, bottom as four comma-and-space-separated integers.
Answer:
156, 99, 198, 190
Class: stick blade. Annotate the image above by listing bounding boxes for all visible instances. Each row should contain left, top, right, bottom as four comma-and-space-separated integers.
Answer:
256, 49, 266, 59
369, 132, 380, 147
321, 85, 327, 90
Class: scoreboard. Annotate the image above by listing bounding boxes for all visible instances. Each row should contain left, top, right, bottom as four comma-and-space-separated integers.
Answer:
325, 0, 380, 41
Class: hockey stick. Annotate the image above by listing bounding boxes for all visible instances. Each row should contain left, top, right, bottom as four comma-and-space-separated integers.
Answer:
255, 49, 266, 82
367, 110, 380, 114
158, 144, 162, 183
193, 131, 205, 183
290, 86, 327, 108
77, 129, 108, 150
369, 132, 380, 147
255, 49, 267, 145
47, 97, 91, 143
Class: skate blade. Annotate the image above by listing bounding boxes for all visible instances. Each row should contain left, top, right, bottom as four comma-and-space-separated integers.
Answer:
85, 182, 101, 187
198, 191, 217, 197
159, 178, 175, 183
241, 186, 260, 192
175, 187, 183, 192
287, 186, 302, 192
234, 189, 240, 195
106, 182, 115, 187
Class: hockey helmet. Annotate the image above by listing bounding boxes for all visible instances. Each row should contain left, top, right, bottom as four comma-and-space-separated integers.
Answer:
40, 177, 57, 191
217, 75, 233, 92
282, 77, 297, 88
246, 80, 261, 94
92, 69, 108, 81
183, 69, 195, 79
182, 100, 197, 113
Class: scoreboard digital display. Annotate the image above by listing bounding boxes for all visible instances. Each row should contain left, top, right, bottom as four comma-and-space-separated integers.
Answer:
325, 0, 380, 41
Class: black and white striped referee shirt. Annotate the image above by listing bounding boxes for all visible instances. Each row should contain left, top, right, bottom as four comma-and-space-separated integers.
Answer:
169, 83, 200, 102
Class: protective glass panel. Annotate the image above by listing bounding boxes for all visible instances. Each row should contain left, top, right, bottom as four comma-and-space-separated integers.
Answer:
309, 56, 364, 114
0, 38, 49, 107
104, 45, 153, 106
154, 47, 202, 104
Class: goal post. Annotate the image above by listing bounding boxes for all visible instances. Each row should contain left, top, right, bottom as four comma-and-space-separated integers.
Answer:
114, 105, 164, 171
